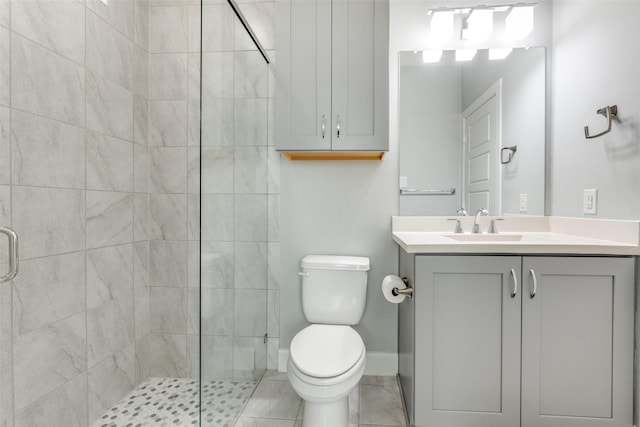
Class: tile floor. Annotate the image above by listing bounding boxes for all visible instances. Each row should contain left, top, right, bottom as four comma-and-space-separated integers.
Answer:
93, 371, 407, 427
235, 371, 407, 427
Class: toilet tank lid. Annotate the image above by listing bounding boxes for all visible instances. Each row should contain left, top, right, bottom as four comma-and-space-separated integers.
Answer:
301, 255, 370, 271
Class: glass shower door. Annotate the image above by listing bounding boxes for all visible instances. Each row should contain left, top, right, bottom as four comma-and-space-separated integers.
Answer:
198, 0, 270, 424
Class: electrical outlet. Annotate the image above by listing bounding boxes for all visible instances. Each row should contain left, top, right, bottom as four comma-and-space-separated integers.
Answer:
519, 194, 528, 213
583, 189, 597, 215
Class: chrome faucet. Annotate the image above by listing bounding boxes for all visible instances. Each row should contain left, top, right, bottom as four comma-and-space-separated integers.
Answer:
472, 208, 488, 234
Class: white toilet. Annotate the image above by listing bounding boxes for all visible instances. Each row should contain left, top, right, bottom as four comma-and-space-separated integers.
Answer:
287, 255, 369, 427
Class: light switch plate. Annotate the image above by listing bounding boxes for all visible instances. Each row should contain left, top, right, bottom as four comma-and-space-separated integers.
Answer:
583, 189, 597, 215
519, 194, 528, 213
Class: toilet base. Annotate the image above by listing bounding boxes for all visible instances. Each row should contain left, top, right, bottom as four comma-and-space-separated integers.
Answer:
302, 397, 349, 427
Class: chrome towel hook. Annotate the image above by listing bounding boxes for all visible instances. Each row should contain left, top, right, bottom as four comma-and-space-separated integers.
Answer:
584, 105, 618, 139
500, 145, 518, 164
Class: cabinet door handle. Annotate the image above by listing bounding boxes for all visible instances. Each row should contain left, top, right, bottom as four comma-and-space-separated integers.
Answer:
321, 115, 326, 139
510, 268, 518, 298
0, 226, 19, 283
336, 114, 341, 138
529, 269, 538, 299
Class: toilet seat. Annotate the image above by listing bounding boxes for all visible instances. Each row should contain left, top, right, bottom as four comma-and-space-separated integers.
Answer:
290, 324, 365, 378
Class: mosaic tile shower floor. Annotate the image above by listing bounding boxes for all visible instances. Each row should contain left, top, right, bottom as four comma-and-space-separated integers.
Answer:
91, 377, 257, 427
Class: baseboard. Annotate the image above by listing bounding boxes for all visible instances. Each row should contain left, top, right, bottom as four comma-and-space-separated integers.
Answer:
364, 351, 399, 376
278, 349, 398, 376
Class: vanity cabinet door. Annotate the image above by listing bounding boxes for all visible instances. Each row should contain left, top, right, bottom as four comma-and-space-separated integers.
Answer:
414, 255, 522, 427
521, 257, 634, 427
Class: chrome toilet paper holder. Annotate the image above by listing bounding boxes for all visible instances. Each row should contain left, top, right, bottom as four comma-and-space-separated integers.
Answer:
392, 277, 413, 299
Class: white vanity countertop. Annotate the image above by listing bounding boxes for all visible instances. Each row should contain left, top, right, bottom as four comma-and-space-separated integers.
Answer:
392, 216, 640, 255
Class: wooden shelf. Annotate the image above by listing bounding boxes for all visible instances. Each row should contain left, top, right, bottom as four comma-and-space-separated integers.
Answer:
279, 151, 386, 161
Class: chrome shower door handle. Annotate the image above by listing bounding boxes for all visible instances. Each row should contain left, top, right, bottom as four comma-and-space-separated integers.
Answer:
0, 226, 18, 283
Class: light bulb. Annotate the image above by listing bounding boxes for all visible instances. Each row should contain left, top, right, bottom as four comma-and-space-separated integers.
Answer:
429, 11, 454, 45
456, 49, 477, 62
422, 50, 443, 63
506, 6, 534, 40
464, 9, 493, 42
489, 48, 513, 60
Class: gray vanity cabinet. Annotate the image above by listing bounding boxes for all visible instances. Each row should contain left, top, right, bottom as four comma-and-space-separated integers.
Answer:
400, 254, 635, 427
275, 0, 388, 152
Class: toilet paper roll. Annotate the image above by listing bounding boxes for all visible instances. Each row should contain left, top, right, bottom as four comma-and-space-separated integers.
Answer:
382, 275, 408, 303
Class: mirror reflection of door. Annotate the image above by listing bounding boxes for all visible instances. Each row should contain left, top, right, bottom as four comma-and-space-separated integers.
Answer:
462, 80, 502, 215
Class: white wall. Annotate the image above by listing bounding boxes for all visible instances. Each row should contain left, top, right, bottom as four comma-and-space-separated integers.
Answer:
550, 1, 640, 219
280, 160, 399, 355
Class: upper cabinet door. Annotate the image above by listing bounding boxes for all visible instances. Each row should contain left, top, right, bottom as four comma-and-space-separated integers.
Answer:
331, 0, 388, 151
276, 0, 332, 150
276, 0, 388, 152
521, 257, 634, 427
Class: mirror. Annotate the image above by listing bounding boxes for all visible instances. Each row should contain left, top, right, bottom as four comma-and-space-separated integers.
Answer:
398, 48, 545, 216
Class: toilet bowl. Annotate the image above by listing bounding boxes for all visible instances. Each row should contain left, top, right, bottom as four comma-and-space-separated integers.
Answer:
288, 324, 366, 427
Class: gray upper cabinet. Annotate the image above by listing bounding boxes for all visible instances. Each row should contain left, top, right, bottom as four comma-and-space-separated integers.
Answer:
275, 0, 389, 152
403, 254, 635, 427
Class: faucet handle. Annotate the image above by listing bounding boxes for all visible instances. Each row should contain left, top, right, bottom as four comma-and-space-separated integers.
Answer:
447, 218, 464, 234
488, 218, 505, 234
456, 208, 468, 216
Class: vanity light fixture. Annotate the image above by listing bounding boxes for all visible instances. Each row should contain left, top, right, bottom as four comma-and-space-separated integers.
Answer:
428, 10, 454, 45
505, 5, 535, 40
456, 49, 477, 61
462, 8, 494, 42
427, 3, 536, 45
422, 50, 443, 63
489, 48, 513, 60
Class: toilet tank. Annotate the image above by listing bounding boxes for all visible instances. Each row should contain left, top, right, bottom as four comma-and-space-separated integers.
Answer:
300, 255, 369, 325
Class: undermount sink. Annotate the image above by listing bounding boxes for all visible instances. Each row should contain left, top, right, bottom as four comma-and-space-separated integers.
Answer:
445, 233, 523, 242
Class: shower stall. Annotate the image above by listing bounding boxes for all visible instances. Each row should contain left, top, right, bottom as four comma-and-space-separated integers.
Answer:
0, 0, 277, 424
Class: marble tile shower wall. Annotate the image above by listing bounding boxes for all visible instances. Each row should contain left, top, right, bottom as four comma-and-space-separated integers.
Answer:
0, 0, 151, 425
146, 0, 279, 382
